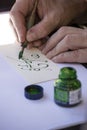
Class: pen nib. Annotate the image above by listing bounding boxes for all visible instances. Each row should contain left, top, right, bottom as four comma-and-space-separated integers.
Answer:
18, 41, 27, 59
18, 48, 24, 59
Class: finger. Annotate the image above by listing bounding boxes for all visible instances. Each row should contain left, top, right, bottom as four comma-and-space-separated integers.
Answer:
42, 26, 83, 54
9, 19, 19, 41
27, 39, 43, 49
10, 0, 33, 42
10, 11, 26, 42
30, 40, 43, 48
45, 35, 71, 59
26, 16, 57, 42
27, 42, 33, 49
38, 44, 45, 51
37, 37, 48, 50
46, 33, 87, 59
51, 48, 87, 63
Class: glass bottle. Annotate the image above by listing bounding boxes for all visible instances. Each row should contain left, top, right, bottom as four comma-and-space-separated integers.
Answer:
54, 67, 82, 107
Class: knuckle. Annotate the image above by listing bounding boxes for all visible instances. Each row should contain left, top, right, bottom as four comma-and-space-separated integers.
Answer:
64, 34, 73, 47
69, 50, 80, 62
58, 26, 68, 35
61, 51, 79, 62
72, 50, 79, 58
54, 47, 58, 55
9, 10, 17, 19
64, 34, 72, 42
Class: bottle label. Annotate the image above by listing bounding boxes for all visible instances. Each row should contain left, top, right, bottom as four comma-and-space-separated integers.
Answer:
54, 87, 81, 106
69, 88, 81, 105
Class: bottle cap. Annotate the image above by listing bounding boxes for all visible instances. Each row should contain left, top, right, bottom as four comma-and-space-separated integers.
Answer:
24, 85, 43, 100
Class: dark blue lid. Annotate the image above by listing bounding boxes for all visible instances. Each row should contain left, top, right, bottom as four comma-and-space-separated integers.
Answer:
24, 85, 43, 100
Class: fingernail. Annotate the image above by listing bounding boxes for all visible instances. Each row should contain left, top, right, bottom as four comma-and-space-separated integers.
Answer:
18, 35, 25, 43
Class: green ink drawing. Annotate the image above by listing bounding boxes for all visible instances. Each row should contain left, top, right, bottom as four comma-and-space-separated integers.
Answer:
7, 53, 49, 71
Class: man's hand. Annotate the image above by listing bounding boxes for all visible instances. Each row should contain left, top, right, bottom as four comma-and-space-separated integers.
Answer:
42, 26, 87, 63
10, 0, 87, 44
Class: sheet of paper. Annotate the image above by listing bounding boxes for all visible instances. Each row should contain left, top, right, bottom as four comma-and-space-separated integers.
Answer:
0, 43, 59, 84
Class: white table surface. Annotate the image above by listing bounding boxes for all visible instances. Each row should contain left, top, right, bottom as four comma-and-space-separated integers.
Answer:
0, 12, 87, 130
0, 59, 87, 130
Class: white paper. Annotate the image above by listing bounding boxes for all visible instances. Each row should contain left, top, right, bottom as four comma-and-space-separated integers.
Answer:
0, 43, 59, 84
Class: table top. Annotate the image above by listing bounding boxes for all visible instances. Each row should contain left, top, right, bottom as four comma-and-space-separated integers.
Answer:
0, 12, 87, 130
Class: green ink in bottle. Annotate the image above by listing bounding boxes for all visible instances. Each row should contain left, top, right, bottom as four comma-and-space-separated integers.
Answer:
54, 67, 82, 107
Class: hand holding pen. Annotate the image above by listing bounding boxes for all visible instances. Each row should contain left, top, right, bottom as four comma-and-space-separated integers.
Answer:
19, 0, 38, 59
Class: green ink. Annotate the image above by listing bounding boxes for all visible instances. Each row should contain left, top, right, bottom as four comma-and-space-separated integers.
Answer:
7, 54, 50, 71
18, 43, 27, 59
28, 88, 40, 95
54, 88, 68, 103
54, 67, 82, 107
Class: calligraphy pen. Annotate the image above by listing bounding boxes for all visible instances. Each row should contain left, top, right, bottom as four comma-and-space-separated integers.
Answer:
18, 0, 38, 59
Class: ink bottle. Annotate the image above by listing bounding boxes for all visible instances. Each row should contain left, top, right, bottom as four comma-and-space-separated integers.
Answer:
54, 67, 82, 107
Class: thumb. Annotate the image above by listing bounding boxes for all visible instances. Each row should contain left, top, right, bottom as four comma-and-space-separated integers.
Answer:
26, 17, 56, 42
